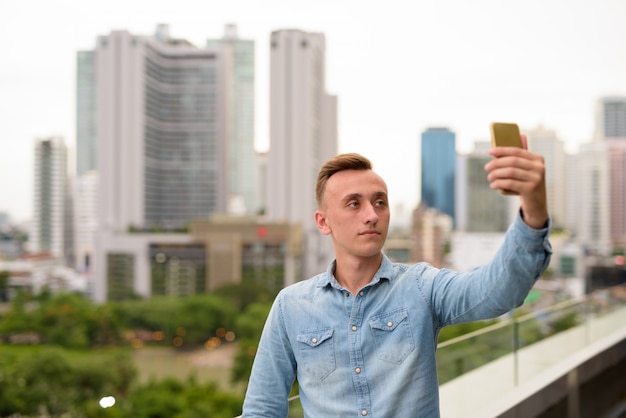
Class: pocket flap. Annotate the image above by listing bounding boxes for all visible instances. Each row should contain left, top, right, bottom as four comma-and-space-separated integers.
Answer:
368, 308, 408, 332
297, 328, 334, 347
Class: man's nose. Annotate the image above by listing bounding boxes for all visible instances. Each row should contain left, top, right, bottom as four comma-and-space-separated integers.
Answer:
363, 203, 379, 224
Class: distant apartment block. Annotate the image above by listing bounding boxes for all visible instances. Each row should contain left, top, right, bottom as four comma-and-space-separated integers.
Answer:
206, 24, 258, 215
526, 125, 567, 229
84, 24, 258, 301
267, 29, 338, 279
96, 216, 301, 302
74, 171, 97, 274
595, 96, 626, 139
455, 145, 512, 233
411, 203, 452, 268
30, 137, 68, 261
576, 142, 612, 255
607, 139, 626, 248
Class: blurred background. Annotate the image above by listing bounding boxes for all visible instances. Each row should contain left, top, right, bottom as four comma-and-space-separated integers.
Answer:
1, 0, 626, 417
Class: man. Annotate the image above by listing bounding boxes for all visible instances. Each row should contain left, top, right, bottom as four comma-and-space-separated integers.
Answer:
242, 137, 551, 417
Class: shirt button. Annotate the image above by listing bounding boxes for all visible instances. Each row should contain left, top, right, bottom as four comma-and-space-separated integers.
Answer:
345, 292, 350, 297
351, 325, 357, 332
361, 410, 368, 416
387, 321, 393, 328
311, 338, 318, 344
355, 367, 361, 374
359, 291, 364, 296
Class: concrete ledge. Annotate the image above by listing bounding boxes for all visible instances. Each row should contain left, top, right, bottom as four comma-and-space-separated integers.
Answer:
469, 324, 626, 418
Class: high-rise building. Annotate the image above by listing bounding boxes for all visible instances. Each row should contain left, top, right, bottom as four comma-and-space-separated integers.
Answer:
456, 144, 511, 233
95, 24, 233, 231
86, 25, 257, 301
526, 125, 567, 229
267, 29, 338, 280
206, 24, 258, 215
411, 203, 452, 267
74, 171, 97, 274
576, 142, 611, 255
421, 127, 456, 225
76, 50, 97, 176
607, 140, 626, 248
31, 137, 67, 260
595, 96, 626, 139
564, 153, 579, 235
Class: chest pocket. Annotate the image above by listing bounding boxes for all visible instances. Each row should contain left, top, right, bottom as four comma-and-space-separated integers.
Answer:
368, 308, 415, 364
296, 328, 336, 381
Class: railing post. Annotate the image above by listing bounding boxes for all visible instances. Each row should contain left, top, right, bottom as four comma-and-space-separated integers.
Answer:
513, 319, 519, 387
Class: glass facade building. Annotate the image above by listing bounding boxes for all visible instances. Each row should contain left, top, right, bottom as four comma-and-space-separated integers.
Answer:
421, 127, 456, 225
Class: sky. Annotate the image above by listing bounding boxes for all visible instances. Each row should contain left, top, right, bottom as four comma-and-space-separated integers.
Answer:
1, 0, 626, 224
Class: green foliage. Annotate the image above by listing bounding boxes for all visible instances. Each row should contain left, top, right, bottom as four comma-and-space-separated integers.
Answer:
124, 377, 242, 418
0, 289, 37, 336
114, 294, 238, 347
437, 319, 498, 343
0, 345, 135, 417
0, 291, 125, 348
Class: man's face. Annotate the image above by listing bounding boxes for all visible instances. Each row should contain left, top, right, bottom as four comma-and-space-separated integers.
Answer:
315, 169, 390, 259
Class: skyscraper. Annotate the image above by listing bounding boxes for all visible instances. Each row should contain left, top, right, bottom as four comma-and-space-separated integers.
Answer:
86, 25, 257, 301
95, 25, 232, 231
589, 96, 626, 252
456, 145, 511, 233
31, 137, 67, 260
421, 127, 456, 225
576, 142, 611, 255
267, 29, 338, 280
206, 24, 258, 215
526, 125, 567, 229
595, 96, 626, 139
607, 140, 626, 248
76, 50, 97, 176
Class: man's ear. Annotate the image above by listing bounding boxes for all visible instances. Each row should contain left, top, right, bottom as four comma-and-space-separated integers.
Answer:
314, 210, 332, 235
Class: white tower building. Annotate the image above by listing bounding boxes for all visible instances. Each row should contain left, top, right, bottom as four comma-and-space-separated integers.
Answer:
267, 29, 338, 281
74, 171, 98, 274
525, 125, 567, 229
576, 142, 611, 255
87, 25, 257, 301
31, 137, 67, 260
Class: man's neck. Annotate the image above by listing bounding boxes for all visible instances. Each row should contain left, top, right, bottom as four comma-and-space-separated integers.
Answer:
334, 253, 383, 296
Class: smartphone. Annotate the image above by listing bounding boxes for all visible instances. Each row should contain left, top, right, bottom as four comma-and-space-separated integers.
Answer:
490, 122, 523, 148
490, 122, 523, 195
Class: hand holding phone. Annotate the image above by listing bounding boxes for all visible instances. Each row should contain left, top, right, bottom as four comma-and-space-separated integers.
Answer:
490, 122, 523, 195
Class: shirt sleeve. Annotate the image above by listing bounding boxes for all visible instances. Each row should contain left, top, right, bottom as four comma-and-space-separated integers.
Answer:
428, 211, 552, 327
242, 293, 297, 417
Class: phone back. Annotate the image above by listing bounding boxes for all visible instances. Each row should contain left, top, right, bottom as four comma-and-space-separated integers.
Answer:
490, 122, 522, 148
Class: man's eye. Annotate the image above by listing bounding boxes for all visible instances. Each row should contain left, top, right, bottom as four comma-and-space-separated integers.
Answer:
347, 202, 359, 208
375, 200, 386, 207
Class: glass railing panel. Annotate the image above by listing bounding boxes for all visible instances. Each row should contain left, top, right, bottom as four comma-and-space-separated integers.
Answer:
436, 320, 515, 385
514, 298, 588, 385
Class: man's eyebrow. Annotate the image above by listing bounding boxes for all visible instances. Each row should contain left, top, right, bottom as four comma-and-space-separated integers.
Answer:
341, 193, 362, 202
341, 191, 387, 202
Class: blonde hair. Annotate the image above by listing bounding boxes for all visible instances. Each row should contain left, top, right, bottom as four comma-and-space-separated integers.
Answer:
315, 153, 373, 208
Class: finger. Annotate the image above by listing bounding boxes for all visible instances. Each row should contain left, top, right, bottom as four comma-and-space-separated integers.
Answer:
520, 133, 528, 150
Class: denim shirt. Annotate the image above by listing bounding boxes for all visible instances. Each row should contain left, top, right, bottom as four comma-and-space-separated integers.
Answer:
242, 213, 552, 417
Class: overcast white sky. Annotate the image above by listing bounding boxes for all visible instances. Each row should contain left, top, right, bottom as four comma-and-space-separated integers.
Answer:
2, 0, 626, 223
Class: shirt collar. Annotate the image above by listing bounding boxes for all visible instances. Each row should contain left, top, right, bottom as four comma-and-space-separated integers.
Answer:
317, 253, 394, 290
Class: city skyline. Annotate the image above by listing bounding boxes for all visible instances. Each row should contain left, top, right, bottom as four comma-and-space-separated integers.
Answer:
2, 0, 626, 223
